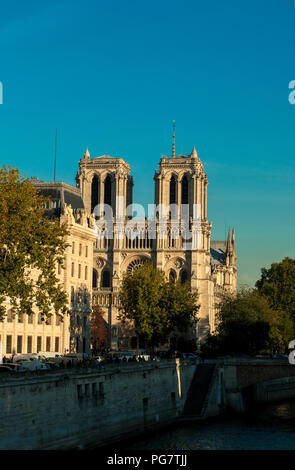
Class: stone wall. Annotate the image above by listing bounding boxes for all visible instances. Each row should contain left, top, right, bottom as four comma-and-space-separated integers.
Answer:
0, 359, 196, 450
222, 359, 295, 413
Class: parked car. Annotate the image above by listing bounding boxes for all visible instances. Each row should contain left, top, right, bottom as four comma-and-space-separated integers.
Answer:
13, 353, 43, 363
3, 363, 26, 372
13, 353, 49, 363
177, 352, 198, 360
273, 354, 288, 359
0, 365, 16, 373
38, 351, 63, 359
20, 360, 50, 371
64, 353, 87, 361
45, 361, 60, 369
62, 355, 79, 365
109, 351, 136, 361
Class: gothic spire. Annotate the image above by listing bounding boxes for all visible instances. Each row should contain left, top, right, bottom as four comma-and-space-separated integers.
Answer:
84, 148, 90, 159
191, 146, 198, 158
232, 227, 237, 262
226, 226, 232, 253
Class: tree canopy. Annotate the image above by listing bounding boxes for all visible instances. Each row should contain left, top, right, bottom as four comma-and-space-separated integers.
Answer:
201, 287, 294, 356
118, 262, 199, 349
0, 165, 69, 321
256, 257, 295, 325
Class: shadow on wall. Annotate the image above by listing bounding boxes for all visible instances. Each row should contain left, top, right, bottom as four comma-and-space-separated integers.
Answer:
91, 305, 110, 353
69, 286, 92, 354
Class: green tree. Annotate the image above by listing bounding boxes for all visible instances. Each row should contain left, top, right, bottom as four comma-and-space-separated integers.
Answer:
202, 288, 294, 356
0, 165, 69, 321
256, 257, 295, 325
118, 262, 199, 350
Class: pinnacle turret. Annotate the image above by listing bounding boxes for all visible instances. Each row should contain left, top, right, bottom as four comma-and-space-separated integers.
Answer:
191, 146, 198, 159
83, 148, 90, 159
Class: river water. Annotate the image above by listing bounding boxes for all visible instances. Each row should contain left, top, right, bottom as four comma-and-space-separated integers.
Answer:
119, 400, 295, 450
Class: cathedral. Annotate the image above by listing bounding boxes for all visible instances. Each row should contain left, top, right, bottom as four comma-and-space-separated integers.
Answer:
76, 140, 237, 350
0, 138, 237, 358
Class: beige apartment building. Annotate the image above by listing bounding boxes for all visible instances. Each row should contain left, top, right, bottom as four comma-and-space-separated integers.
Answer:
0, 182, 95, 358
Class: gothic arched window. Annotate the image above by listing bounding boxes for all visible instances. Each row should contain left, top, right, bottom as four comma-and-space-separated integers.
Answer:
91, 175, 99, 213
181, 175, 189, 205
180, 270, 188, 284
101, 269, 111, 288
170, 175, 176, 205
93, 269, 98, 288
104, 175, 112, 207
169, 269, 177, 283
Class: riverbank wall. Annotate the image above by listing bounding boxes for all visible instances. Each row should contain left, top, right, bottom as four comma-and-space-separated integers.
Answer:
0, 359, 196, 450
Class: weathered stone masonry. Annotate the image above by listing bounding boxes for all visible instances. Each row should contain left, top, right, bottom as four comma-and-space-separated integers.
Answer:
0, 360, 196, 450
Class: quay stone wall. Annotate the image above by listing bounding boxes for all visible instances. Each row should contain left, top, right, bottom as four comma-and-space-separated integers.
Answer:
0, 359, 196, 450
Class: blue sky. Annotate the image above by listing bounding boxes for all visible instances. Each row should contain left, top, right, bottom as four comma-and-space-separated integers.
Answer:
0, 0, 295, 286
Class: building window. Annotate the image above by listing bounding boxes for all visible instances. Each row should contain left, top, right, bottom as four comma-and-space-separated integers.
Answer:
93, 269, 98, 288
17, 336, 22, 353
91, 175, 99, 213
6, 335, 12, 354
72, 242, 75, 254
78, 264, 81, 279
27, 336, 32, 353
79, 244, 82, 256
181, 175, 189, 205
71, 263, 75, 277
85, 266, 88, 280
101, 269, 111, 288
38, 313, 43, 324
180, 270, 188, 284
71, 286, 75, 303
170, 175, 176, 205
37, 336, 42, 353
46, 337, 51, 352
45, 316, 51, 325
56, 315, 61, 326
28, 313, 33, 324
85, 246, 88, 258
169, 269, 177, 283
55, 337, 60, 352
104, 174, 112, 207
18, 313, 23, 323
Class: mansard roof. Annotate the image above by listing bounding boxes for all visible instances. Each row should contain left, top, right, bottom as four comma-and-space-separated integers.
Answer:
33, 180, 85, 218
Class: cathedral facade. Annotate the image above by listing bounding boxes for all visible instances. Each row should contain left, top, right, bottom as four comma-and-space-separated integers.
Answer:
76, 145, 237, 350
0, 142, 237, 358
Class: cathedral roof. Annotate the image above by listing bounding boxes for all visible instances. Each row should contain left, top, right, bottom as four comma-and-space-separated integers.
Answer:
210, 241, 227, 265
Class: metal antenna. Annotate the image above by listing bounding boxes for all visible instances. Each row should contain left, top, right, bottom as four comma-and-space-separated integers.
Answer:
172, 120, 176, 157
54, 129, 57, 182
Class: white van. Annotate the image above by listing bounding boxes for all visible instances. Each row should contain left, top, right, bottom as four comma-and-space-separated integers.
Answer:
13, 354, 44, 363
38, 352, 63, 359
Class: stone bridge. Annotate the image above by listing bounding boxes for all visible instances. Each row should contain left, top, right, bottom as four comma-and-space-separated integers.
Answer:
181, 359, 295, 419
221, 359, 295, 413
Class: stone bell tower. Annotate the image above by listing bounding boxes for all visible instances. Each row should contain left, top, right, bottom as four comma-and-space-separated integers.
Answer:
153, 127, 213, 343
76, 148, 133, 219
